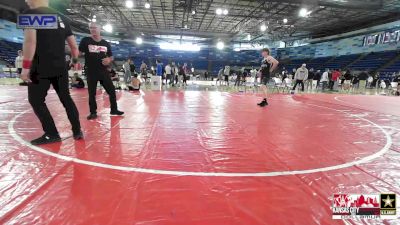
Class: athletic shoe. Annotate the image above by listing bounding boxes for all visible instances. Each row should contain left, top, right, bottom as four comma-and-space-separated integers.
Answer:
31, 134, 61, 145
73, 130, 84, 140
257, 99, 268, 107
110, 110, 124, 116
87, 114, 98, 120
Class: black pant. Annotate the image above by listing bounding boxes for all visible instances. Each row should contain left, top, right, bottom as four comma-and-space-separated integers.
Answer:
292, 79, 305, 91
87, 73, 118, 114
235, 76, 242, 86
28, 75, 81, 136
329, 80, 335, 90
167, 74, 173, 84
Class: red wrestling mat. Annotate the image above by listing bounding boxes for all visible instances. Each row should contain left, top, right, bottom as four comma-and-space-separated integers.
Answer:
0, 87, 399, 225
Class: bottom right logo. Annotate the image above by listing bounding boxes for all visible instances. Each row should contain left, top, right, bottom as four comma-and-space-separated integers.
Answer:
380, 193, 396, 218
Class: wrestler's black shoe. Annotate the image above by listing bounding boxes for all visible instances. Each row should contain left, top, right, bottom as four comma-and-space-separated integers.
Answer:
73, 130, 84, 140
110, 110, 124, 116
257, 99, 268, 107
87, 113, 98, 120
31, 134, 61, 145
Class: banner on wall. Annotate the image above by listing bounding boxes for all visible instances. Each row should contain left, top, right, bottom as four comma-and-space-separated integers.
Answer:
363, 30, 400, 46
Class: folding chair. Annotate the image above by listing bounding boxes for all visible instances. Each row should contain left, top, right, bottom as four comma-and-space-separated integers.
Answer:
283, 78, 293, 93
272, 77, 284, 93
10, 68, 18, 78
2, 67, 11, 78
390, 82, 398, 96
244, 77, 255, 93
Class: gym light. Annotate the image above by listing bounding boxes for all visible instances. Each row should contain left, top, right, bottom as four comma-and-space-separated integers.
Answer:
192, 10, 196, 15
91, 18, 97, 22
247, 34, 251, 41
216, 41, 224, 50
260, 24, 267, 32
223, 9, 228, 15
125, 0, 134, 8
145, 2, 151, 8
103, 24, 113, 33
283, 18, 288, 24
136, 37, 143, 44
299, 8, 311, 17
93, 15, 96, 18
216, 8, 222, 15
234, 47, 240, 52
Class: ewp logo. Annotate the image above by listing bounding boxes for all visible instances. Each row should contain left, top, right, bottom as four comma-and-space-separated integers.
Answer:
17, 14, 58, 29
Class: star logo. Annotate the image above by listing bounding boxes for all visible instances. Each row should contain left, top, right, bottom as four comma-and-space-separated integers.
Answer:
380, 194, 396, 209
383, 195, 394, 208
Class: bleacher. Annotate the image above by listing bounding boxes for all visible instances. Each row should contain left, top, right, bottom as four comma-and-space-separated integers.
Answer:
324, 54, 361, 70
0, 40, 22, 65
380, 59, 400, 74
283, 58, 309, 72
348, 51, 398, 71
306, 57, 332, 71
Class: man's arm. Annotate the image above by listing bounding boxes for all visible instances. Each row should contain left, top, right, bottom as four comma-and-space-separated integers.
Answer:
66, 35, 79, 60
78, 37, 86, 54
268, 56, 279, 73
102, 42, 113, 66
304, 69, 309, 80
294, 69, 299, 80
20, 29, 37, 82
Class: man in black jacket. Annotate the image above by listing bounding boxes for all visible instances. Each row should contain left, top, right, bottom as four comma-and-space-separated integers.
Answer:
20, 0, 83, 145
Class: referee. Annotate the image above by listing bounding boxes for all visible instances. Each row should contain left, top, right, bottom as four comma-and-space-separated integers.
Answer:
79, 22, 124, 120
20, 0, 82, 145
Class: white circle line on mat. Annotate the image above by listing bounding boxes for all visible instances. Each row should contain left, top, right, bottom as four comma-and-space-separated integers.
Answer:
8, 103, 392, 177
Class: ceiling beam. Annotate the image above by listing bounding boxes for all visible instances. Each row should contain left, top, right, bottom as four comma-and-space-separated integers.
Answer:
197, 0, 213, 30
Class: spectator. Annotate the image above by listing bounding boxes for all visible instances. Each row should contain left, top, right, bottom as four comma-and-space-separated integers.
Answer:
179, 63, 187, 86
123, 59, 131, 84
281, 69, 288, 82
156, 60, 163, 83
250, 67, 258, 85
321, 69, 329, 91
223, 66, 230, 86
15, 50, 23, 75
305, 68, 314, 89
216, 67, 223, 86
165, 63, 172, 85
71, 73, 85, 89
352, 74, 360, 90
234, 70, 242, 86
242, 70, 248, 83
140, 61, 147, 75
343, 70, 352, 91
128, 74, 141, 91
314, 70, 321, 87
130, 59, 136, 75
367, 75, 374, 88
292, 64, 308, 92
330, 69, 341, 90
15, 50, 27, 86
393, 74, 400, 83
172, 62, 178, 85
